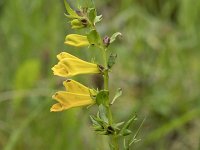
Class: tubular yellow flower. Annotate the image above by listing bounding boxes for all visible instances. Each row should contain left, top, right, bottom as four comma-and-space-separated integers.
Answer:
52, 52, 101, 77
64, 34, 89, 47
51, 79, 96, 112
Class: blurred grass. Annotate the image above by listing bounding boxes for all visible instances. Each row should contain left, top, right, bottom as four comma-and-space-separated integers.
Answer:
0, 0, 200, 149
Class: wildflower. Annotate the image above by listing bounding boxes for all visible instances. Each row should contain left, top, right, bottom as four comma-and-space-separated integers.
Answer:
64, 34, 89, 47
51, 79, 96, 112
52, 52, 101, 77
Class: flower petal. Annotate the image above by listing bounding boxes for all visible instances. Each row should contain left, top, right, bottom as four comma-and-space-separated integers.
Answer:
52, 91, 94, 110
50, 103, 69, 112
57, 52, 78, 61
52, 58, 100, 77
64, 34, 89, 47
63, 79, 90, 94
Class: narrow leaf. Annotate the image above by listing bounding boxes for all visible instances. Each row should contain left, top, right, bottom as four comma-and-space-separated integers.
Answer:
120, 115, 137, 136
94, 15, 103, 24
99, 104, 109, 123
90, 116, 99, 126
110, 32, 122, 43
64, 0, 79, 18
108, 53, 117, 69
111, 88, 122, 105
113, 122, 125, 128
121, 129, 132, 136
88, 8, 97, 24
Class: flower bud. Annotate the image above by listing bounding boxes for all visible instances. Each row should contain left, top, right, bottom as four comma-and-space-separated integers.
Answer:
71, 19, 84, 29
103, 36, 110, 47
70, 18, 88, 29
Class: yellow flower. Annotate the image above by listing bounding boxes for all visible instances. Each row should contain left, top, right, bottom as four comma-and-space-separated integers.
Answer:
64, 34, 89, 47
51, 79, 96, 112
52, 52, 100, 77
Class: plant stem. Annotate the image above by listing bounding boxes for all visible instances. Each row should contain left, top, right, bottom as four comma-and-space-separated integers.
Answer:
93, 24, 119, 149
101, 47, 119, 150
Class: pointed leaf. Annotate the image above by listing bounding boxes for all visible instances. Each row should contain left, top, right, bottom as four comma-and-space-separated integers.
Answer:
94, 15, 103, 24
113, 122, 125, 128
111, 88, 122, 105
99, 104, 109, 123
110, 32, 122, 43
119, 115, 137, 136
108, 53, 117, 69
121, 129, 132, 136
88, 8, 97, 24
90, 116, 99, 126
64, 0, 79, 18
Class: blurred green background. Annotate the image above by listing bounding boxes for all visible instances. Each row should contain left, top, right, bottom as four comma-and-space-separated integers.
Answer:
0, 0, 200, 149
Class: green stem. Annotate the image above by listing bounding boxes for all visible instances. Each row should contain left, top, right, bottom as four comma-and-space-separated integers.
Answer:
92, 25, 119, 149
101, 47, 119, 150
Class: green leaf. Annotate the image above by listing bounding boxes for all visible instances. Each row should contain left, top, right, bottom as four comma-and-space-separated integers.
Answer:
96, 90, 109, 106
94, 15, 103, 24
87, 29, 102, 47
63, 0, 79, 18
120, 115, 137, 136
111, 88, 122, 105
88, 8, 97, 24
99, 104, 109, 123
112, 122, 125, 131
121, 129, 132, 136
108, 53, 117, 69
123, 115, 137, 129
93, 125, 104, 132
110, 32, 122, 43
113, 122, 124, 128
90, 114, 108, 127
90, 116, 99, 126
97, 130, 109, 135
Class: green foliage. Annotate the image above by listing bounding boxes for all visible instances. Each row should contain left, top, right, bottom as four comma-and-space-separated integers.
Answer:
96, 90, 109, 106
64, 0, 79, 18
119, 115, 137, 137
87, 29, 102, 47
88, 8, 97, 25
111, 88, 122, 105
107, 53, 117, 69
110, 32, 122, 44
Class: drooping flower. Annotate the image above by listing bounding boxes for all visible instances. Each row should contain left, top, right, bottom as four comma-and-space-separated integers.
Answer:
52, 52, 101, 77
51, 79, 96, 112
64, 34, 89, 47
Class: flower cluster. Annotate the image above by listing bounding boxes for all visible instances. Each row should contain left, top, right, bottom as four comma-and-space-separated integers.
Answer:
50, 1, 140, 149
51, 1, 105, 112
51, 51, 100, 111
